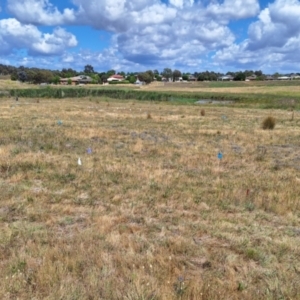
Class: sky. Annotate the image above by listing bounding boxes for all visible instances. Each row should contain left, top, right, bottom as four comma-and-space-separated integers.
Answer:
0, 0, 299, 74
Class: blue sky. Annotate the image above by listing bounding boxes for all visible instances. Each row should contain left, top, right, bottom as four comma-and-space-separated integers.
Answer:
0, 0, 299, 74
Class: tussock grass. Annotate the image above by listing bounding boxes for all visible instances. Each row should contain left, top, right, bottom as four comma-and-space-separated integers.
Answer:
0, 97, 300, 299
262, 116, 276, 130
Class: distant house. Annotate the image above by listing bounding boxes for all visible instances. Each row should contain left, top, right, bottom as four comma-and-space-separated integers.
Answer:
135, 79, 144, 85
245, 74, 257, 81
265, 75, 274, 81
60, 75, 92, 85
161, 77, 172, 82
188, 75, 196, 81
107, 74, 124, 82
290, 74, 300, 80
218, 75, 234, 81
277, 76, 291, 80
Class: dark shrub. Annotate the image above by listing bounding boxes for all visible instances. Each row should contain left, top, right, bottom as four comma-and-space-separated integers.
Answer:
262, 116, 276, 130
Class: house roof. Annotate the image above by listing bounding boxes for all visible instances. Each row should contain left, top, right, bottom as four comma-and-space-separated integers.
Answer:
278, 76, 290, 79
109, 74, 124, 79
219, 75, 233, 80
60, 75, 92, 82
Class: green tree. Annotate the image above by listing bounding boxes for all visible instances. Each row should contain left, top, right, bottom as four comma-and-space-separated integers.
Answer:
233, 72, 246, 81
128, 75, 136, 84
18, 71, 27, 82
84, 64, 94, 74
254, 70, 263, 77
161, 68, 172, 81
138, 72, 152, 84
101, 74, 108, 83
197, 74, 205, 81
91, 74, 100, 84
146, 70, 154, 80
173, 70, 182, 81
209, 73, 218, 81
182, 74, 188, 81
32, 70, 53, 84
51, 75, 60, 85
155, 74, 162, 81
11, 73, 18, 81
26, 70, 36, 83
106, 70, 116, 77
60, 68, 77, 78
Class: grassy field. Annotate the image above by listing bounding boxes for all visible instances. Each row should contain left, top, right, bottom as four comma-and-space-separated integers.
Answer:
144, 81, 300, 97
2, 80, 300, 110
1, 96, 300, 299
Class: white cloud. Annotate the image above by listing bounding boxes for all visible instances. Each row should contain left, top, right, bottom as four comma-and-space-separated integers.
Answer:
4, 0, 300, 73
211, 0, 300, 72
207, 0, 260, 21
7, 0, 76, 25
169, 0, 194, 9
31, 27, 78, 55
247, 0, 300, 50
0, 18, 77, 55
7, 0, 234, 68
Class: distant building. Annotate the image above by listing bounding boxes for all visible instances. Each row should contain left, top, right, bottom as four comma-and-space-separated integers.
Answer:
290, 74, 300, 79
218, 75, 234, 81
60, 75, 92, 85
135, 79, 144, 85
277, 76, 291, 80
107, 74, 124, 82
265, 76, 274, 80
245, 74, 257, 81
188, 75, 197, 81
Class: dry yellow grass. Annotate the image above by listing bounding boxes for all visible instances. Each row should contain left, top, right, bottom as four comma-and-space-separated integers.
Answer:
0, 79, 32, 89
144, 82, 300, 95
0, 97, 300, 299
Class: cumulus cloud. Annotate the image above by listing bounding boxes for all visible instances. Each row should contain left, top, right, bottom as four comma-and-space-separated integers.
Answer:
7, 0, 76, 25
214, 0, 300, 72
247, 0, 300, 50
4, 0, 300, 72
5, 0, 250, 67
31, 27, 78, 55
207, 0, 260, 21
169, 0, 194, 9
0, 18, 77, 55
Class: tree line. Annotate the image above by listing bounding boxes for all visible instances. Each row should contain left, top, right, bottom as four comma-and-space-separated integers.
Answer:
0, 63, 298, 84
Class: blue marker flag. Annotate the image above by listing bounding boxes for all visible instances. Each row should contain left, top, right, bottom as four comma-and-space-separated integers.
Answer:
87, 148, 92, 154
218, 152, 223, 160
